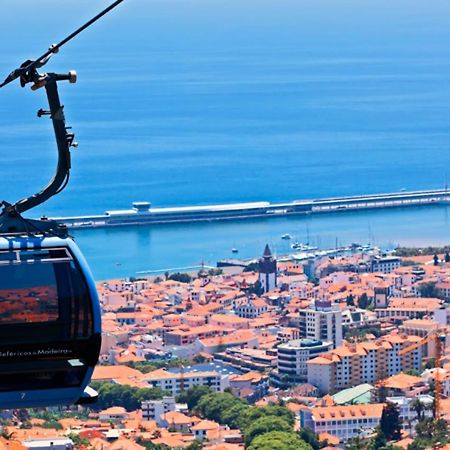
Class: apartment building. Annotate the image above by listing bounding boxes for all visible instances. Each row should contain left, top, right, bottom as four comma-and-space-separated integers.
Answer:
387, 395, 433, 431
215, 347, 276, 372
235, 297, 268, 319
98, 407, 128, 422
399, 319, 441, 357
273, 339, 333, 386
375, 297, 442, 320
229, 372, 269, 402
371, 256, 401, 274
307, 334, 423, 394
141, 397, 176, 423
300, 404, 384, 442
298, 300, 343, 348
164, 324, 223, 346
436, 281, 450, 301
143, 368, 226, 396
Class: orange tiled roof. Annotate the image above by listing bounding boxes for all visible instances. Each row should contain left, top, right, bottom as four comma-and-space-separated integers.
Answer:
312, 404, 384, 421
380, 372, 424, 390
92, 365, 143, 381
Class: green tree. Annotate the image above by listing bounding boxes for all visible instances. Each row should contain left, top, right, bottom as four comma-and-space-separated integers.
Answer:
221, 402, 249, 429
413, 418, 450, 448
358, 293, 369, 309
245, 417, 292, 447
445, 252, 450, 263
248, 431, 312, 450
141, 443, 167, 450
168, 272, 191, 283
247, 280, 264, 296
411, 398, 425, 422
91, 382, 166, 411
195, 392, 248, 426
239, 404, 295, 430
244, 262, 259, 272
298, 428, 320, 450
67, 433, 90, 449
175, 385, 212, 410
346, 294, 355, 307
407, 441, 427, 450
418, 282, 438, 298
380, 402, 402, 441
369, 429, 387, 450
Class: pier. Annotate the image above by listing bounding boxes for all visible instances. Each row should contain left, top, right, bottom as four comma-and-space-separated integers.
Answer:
50, 188, 450, 229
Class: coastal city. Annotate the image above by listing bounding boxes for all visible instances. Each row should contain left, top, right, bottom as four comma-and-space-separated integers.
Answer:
2, 243, 450, 449
2, 0, 450, 449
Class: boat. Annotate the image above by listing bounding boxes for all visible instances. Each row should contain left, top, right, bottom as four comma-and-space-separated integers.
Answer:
231, 248, 239, 253
281, 233, 292, 240
291, 242, 318, 251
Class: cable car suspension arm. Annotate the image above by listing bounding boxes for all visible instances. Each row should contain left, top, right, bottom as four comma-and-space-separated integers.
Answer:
0, 0, 125, 230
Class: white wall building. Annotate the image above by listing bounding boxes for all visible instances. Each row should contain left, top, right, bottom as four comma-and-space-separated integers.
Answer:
143, 368, 228, 396
23, 439, 73, 450
275, 339, 333, 385
308, 335, 424, 395
387, 395, 433, 433
299, 299, 343, 348
235, 297, 268, 318
141, 397, 176, 424
300, 404, 384, 442
371, 256, 401, 274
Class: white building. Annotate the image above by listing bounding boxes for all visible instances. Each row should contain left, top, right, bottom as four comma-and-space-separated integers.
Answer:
143, 368, 227, 396
387, 395, 433, 433
299, 299, 343, 348
235, 297, 268, 318
307, 335, 424, 395
300, 404, 384, 442
371, 256, 401, 274
274, 339, 333, 386
23, 439, 73, 450
98, 406, 128, 422
141, 397, 176, 424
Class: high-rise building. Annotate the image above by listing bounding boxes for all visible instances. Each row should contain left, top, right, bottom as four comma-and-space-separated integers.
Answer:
272, 339, 333, 386
307, 334, 424, 394
259, 244, 277, 293
298, 299, 343, 349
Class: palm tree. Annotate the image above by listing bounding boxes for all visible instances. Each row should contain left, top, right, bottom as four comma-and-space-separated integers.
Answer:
411, 398, 424, 421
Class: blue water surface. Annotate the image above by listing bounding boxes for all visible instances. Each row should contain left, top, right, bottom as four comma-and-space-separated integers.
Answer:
2, 0, 450, 278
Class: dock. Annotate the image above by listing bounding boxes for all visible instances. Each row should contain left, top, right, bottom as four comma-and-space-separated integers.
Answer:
50, 188, 450, 229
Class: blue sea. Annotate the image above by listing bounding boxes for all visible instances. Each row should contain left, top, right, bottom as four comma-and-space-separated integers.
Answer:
2, 0, 450, 279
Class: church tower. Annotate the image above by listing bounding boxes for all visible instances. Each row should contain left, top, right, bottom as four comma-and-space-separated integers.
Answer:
198, 261, 211, 288
258, 244, 277, 293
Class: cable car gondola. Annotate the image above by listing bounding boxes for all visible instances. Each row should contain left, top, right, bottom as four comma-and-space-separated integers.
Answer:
0, 0, 125, 408
0, 236, 101, 409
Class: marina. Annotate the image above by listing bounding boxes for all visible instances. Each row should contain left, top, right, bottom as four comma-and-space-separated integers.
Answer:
70, 202, 450, 280
51, 188, 450, 229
